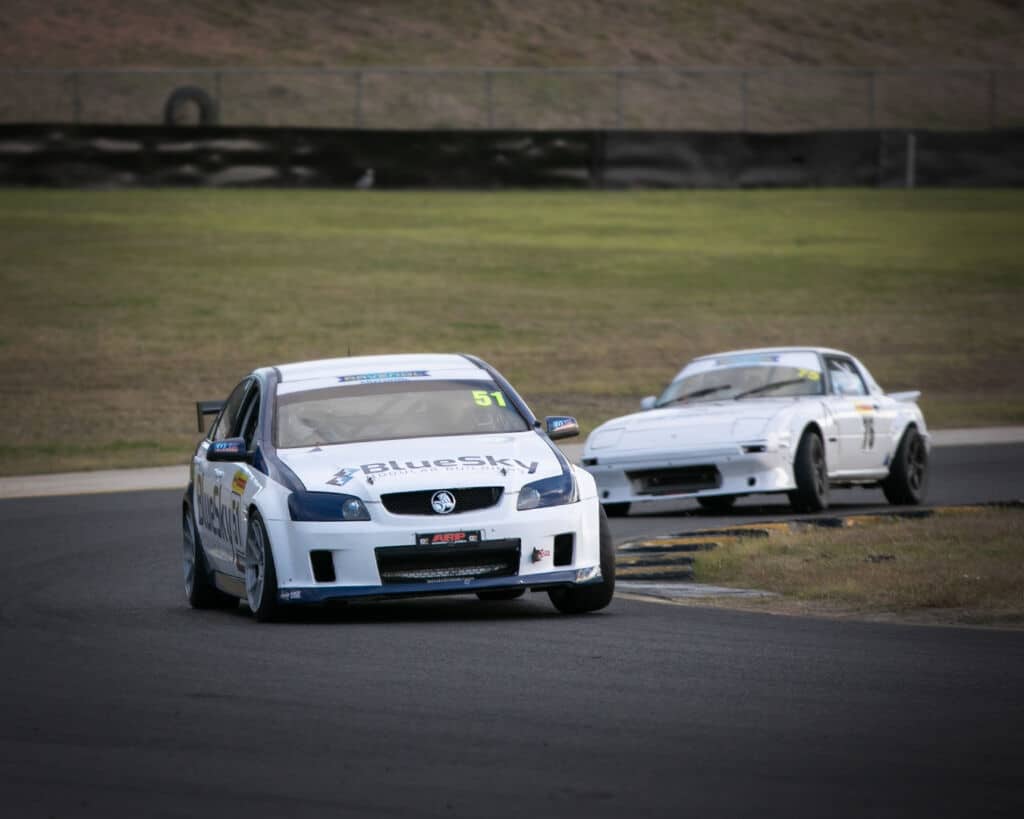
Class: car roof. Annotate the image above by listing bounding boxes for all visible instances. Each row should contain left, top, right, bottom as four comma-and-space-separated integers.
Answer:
262, 353, 489, 385
691, 346, 849, 362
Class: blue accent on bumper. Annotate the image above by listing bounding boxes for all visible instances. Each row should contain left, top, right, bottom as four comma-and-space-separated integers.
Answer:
277, 568, 600, 604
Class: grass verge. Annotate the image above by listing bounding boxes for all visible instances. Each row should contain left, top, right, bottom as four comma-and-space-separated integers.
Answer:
688, 508, 1024, 627
1, 188, 1022, 475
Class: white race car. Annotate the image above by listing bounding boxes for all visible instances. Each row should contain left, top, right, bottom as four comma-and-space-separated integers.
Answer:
183, 354, 614, 621
582, 347, 929, 516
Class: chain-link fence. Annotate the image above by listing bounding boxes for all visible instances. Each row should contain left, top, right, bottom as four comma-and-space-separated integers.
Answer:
2, 66, 1022, 131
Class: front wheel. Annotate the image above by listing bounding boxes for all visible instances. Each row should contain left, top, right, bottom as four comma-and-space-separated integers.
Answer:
245, 511, 281, 622
882, 427, 929, 505
788, 430, 829, 513
548, 507, 616, 614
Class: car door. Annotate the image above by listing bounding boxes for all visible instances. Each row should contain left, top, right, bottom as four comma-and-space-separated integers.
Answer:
823, 355, 880, 473
195, 378, 252, 572
222, 382, 263, 576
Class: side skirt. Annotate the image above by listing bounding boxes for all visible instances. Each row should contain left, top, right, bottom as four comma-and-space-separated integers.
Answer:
214, 572, 246, 599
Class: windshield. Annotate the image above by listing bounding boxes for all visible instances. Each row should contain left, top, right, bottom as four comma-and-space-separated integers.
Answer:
656, 352, 825, 407
275, 379, 530, 448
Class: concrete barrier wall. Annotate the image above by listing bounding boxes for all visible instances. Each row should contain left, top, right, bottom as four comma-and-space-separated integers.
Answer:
1, 125, 1021, 188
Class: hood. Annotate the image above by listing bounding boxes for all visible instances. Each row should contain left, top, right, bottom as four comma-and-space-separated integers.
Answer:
277, 432, 563, 499
586, 401, 791, 453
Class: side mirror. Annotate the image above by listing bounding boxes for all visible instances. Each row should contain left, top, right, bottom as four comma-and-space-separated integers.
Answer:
207, 437, 251, 462
640, 395, 657, 411
545, 416, 579, 440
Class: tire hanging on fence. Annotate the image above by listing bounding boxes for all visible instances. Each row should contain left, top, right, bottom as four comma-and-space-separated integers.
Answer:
164, 86, 218, 126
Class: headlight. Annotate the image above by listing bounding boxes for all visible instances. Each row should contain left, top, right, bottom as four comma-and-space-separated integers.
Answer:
517, 471, 578, 511
288, 491, 371, 522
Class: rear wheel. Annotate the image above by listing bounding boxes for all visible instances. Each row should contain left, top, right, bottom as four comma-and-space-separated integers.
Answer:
697, 494, 737, 512
788, 430, 829, 513
882, 427, 929, 505
245, 511, 281, 622
548, 507, 616, 614
476, 589, 526, 601
183, 507, 235, 609
601, 502, 630, 518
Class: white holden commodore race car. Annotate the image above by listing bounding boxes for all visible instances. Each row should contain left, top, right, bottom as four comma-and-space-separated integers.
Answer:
182, 354, 614, 621
582, 347, 929, 516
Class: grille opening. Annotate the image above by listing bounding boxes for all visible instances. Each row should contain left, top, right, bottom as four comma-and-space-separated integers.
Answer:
375, 540, 520, 584
553, 533, 574, 566
381, 486, 503, 515
310, 550, 336, 583
627, 465, 721, 496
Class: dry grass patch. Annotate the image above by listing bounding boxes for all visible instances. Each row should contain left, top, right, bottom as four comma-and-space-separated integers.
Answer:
692, 508, 1024, 626
1, 188, 1022, 475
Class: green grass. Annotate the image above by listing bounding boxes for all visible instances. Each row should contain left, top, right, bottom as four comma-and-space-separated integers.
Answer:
1, 188, 1022, 475
691, 508, 1024, 626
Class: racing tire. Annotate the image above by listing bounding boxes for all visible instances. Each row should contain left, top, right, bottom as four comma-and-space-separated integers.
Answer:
183, 507, 235, 609
245, 511, 281, 622
602, 502, 630, 518
882, 426, 929, 505
163, 85, 218, 126
697, 494, 737, 512
548, 507, 616, 614
788, 430, 829, 513
476, 589, 526, 601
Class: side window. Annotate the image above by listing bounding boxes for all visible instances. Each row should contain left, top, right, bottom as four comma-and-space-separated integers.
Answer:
238, 385, 262, 449
826, 357, 868, 397
210, 379, 251, 442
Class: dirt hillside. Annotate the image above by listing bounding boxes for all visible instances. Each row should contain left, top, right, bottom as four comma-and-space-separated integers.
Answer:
2, 0, 1022, 68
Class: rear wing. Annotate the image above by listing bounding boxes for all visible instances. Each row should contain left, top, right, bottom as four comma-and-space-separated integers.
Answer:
196, 400, 225, 433
887, 390, 921, 403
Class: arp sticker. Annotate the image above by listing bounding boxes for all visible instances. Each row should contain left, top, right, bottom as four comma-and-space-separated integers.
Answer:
231, 471, 248, 495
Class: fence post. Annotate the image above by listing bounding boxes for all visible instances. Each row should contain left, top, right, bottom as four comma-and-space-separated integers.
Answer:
614, 70, 623, 129
867, 70, 876, 129
740, 71, 748, 132
72, 71, 81, 124
353, 70, 363, 128
905, 131, 916, 189
214, 71, 222, 122
988, 70, 998, 130
484, 70, 494, 129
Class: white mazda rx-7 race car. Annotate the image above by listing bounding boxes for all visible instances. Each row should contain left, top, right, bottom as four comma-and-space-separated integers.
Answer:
182, 354, 614, 621
582, 347, 929, 516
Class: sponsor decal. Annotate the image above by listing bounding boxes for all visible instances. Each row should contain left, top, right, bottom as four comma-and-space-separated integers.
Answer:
326, 467, 359, 487
531, 547, 551, 563
211, 439, 244, 455
279, 589, 303, 601
855, 402, 874, 413
357, 455, 540, 479
195, 472, 244, 552
337, 370, 429, 384
548, 417, 575, 431
326, 456, 541, 487
231, 471, 248, 495
716, 354, 781, 366
417, 531, 481, 546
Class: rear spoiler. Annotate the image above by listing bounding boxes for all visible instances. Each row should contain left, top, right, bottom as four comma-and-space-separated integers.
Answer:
887, 390, 921, 403
196, 400, 225, 433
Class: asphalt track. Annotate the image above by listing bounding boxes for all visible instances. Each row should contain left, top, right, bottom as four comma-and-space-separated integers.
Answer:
1, 444, 1022, 818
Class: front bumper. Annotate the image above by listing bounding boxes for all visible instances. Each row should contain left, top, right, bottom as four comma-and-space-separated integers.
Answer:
263, 493, 602, 603
584, 445, 795, 506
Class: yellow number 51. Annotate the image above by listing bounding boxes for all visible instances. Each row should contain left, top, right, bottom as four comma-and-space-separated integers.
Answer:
473, 389, 507, 407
